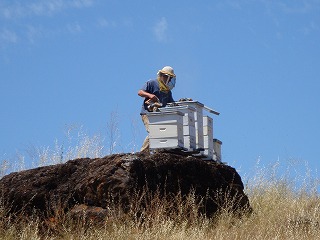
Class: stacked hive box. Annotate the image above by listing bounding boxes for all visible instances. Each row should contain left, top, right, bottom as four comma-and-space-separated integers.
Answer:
160, 106, 196, 151
213, 139, 222, 162
176, 101, 204, 149
146, 101, 222, 162
174, 101, 221, 161
147, 111, 184, 150
203, 116, 214, 160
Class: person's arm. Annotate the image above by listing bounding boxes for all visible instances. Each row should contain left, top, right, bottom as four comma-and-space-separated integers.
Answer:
138, 90, 159, 102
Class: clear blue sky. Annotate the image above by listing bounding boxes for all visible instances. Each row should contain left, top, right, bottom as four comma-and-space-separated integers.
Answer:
1, 1, 319, 187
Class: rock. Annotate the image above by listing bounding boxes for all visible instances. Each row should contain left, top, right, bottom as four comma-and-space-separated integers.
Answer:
0, 152, 251, 220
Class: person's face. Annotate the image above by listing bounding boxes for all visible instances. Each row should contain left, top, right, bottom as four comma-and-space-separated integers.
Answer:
160, 73, 171, 84
160, 73, 176, 90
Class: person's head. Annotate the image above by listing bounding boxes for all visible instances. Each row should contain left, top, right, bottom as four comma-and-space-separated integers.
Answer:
157, 66, 176, 90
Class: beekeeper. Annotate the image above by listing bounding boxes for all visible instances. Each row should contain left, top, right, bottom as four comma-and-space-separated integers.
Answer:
138, 66, 177, 152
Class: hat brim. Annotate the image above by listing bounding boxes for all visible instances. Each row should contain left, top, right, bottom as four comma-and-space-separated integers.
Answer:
158, 70, 176, 77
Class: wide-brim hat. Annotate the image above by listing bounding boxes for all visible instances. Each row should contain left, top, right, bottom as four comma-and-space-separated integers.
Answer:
158, 66, 176, 77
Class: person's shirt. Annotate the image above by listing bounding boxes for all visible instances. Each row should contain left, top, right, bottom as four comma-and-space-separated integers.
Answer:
140, 79, 174, 115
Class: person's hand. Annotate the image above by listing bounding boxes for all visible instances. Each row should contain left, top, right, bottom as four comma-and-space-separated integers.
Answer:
149, 94, 159, 102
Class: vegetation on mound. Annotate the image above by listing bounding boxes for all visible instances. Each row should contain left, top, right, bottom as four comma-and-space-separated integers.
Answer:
0, 176, 319, 239
0, 129, 319, 239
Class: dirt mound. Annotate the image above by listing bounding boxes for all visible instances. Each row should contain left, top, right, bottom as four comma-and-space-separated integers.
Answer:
0, 152, 251, 220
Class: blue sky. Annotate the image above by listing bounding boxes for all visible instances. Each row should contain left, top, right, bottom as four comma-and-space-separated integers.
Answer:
1, 0, 319, 187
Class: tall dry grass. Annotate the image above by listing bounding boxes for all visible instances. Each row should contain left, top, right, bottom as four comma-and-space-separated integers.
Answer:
0, 159, 319, 239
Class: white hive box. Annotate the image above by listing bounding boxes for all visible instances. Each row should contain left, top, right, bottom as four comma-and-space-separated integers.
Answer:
149, 124, 183, 138
183, 125, 196, 136
203, 115, 213, 137
202, 149, 214, 161
149, 138, 184, 149
174, 101, 204, 149
204, 135, 214, 149
160, 106, 196, 150
147, 111, 184, 149
147, 111, 184, 125
213, 139, 222, 162
202, 116, 214, 159
183, 124, 196, 150
203, 136, 214, 160
184, 135, 196, 150
160, 105, 196, 127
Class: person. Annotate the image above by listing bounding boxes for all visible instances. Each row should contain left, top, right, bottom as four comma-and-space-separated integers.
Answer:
138, 66, 177, 152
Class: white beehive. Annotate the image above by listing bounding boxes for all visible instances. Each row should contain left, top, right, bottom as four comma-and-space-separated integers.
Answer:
202, 149, 214, 160
204, 135, 214, 149
147, 111, 183, 125
160, 106, 196, 150
147, 111, 184, 149
184, 135, 196, 150
183, 125, 196, 136
202, 116, 214, 159
146, 101, 222, 162
149, 138, 184, 149
203, 115, 213, 136
175, 101, 204, 149
149, 124, 183, 138
213, 139, 222, 162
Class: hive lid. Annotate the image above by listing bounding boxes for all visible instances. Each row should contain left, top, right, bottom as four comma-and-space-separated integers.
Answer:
159, 105, 197, 112
146, 110, 184, 116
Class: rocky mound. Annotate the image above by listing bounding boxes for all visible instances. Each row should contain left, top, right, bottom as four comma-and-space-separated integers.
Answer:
0, 152, 251, 221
